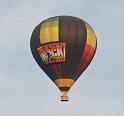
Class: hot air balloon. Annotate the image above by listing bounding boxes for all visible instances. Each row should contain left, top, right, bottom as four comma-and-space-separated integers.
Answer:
30, 16, 97, 101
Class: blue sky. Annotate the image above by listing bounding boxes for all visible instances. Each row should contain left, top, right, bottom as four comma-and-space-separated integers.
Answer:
0, 0, 124, 116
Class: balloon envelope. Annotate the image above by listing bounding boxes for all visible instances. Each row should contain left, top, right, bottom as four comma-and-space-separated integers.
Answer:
30, 16, 97, 101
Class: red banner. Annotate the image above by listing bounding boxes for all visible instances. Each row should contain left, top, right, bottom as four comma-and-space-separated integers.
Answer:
37, 43, 66, 65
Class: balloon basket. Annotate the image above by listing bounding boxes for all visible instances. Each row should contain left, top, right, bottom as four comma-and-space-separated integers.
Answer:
61, 94, 69, 101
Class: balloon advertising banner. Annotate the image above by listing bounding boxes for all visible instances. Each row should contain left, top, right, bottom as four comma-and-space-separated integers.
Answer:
37, 42, 66, 65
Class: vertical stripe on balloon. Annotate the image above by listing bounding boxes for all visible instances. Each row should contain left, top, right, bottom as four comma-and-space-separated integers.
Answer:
39, 17, 59, 44
75, 22, 97, 80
